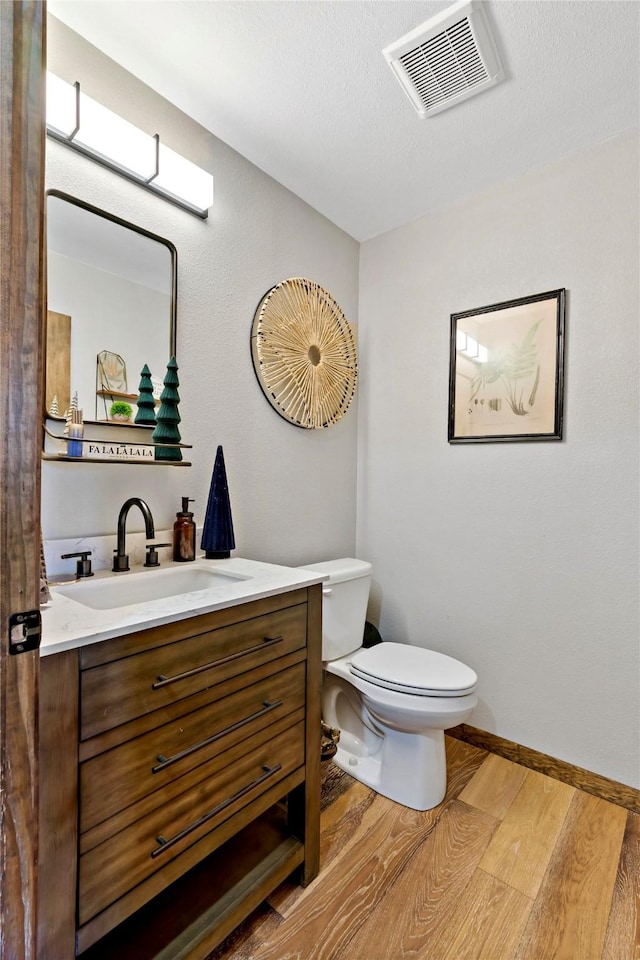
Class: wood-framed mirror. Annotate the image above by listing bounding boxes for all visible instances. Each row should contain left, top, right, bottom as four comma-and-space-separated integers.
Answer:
45, 190, 177, 425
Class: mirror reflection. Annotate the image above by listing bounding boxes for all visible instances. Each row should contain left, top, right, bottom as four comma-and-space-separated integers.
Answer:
45, 191, 176, 423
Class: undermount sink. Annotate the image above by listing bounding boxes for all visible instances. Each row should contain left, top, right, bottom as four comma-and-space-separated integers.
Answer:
54, 564, 249, 611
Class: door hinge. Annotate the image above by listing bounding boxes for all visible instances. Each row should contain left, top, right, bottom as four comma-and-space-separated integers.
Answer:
9, 610, 41, 654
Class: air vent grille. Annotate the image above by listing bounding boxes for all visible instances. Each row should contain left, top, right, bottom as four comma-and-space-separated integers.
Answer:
400, 18, 489, 112
383, 0, 504, 118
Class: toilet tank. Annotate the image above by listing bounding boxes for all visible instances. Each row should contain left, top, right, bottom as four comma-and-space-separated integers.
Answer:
298, 558, 372, 661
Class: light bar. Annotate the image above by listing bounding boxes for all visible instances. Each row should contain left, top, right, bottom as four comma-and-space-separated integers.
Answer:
46, 72, 78, 138
152, 142, 214, 212
46, 72, 214, 219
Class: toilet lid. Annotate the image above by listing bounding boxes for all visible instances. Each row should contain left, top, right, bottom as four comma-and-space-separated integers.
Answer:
350, 642, 477, 697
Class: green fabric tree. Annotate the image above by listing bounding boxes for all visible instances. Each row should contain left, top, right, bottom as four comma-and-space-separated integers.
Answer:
152, 356, 182, 461
135, 364, 157, 425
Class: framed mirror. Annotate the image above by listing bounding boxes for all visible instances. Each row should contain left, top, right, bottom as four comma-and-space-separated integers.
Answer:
45, 190, 177, 425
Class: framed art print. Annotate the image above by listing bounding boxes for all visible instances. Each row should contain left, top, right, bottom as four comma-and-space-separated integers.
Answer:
448, 289, 565, 443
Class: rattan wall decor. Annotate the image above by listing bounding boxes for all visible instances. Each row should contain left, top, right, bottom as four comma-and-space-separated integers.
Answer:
250, 277, 358, 429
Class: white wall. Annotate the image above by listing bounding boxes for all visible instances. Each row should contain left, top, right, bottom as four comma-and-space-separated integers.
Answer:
45, 18, 639, 788
43, 17, 359, 566
358, 131, 640, 788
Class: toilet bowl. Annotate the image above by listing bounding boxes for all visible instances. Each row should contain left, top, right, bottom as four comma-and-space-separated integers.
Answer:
299, 558, 478, 811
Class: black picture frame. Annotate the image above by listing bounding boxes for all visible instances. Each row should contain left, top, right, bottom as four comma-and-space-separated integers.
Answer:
448, 288, 566, 444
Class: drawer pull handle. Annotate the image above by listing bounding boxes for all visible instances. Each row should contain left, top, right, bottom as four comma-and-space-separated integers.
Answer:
151, 699, 284, 773
151, 762, 282, 858
152, 636, 284, 689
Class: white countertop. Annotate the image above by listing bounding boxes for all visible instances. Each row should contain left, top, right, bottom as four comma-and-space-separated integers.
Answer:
41, 557, 326, 657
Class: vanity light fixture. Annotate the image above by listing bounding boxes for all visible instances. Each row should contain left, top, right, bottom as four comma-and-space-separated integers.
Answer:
45, 72, 214, 219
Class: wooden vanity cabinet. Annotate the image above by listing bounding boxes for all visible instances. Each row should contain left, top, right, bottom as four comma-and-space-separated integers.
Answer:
38, 585, 322, 960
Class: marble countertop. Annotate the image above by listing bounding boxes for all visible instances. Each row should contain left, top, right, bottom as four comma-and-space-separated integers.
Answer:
41, 557, 326, 657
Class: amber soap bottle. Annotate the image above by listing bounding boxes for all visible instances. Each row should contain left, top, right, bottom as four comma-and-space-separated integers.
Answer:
173, 497, 196, 562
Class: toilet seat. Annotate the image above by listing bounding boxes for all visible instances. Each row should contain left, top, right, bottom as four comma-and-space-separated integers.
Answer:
349, 642, 477, 698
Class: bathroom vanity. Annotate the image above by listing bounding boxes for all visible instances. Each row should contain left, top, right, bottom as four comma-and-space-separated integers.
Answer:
38, 560, 323, 960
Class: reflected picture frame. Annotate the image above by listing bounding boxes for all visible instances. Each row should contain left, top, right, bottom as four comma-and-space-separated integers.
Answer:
448, 288, 566, 444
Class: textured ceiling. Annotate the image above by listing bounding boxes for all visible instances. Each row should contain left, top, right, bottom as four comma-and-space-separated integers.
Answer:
48, 0, 640, 241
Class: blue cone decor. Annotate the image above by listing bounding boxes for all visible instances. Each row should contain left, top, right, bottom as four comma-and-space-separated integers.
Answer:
201, 445, 235, 559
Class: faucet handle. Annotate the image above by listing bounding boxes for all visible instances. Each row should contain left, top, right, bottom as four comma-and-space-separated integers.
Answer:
144, 543, 171, 568
61, 550, 94, 579
112, 550, 130, 573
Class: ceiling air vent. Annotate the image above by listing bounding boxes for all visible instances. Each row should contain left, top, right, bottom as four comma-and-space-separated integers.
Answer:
382, 0, 504, 118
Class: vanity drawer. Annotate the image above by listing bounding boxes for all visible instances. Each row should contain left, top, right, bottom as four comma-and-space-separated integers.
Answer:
81, 603, 307, 739
80, 661, 306, 834
78, 721, 305, 926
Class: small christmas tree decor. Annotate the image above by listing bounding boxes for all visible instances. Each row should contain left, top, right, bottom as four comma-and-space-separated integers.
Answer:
152, 356, 182, 461
201, 446, 235, 559
135, 364, 157, 425
64, 391, 78, 434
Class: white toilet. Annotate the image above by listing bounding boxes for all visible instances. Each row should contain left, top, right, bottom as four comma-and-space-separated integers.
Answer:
301, 558, 478, 811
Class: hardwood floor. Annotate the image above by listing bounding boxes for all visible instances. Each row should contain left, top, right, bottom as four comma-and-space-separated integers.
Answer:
206, 738, 639, 960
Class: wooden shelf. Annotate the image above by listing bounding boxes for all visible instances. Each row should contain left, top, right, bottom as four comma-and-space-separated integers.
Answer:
46, 415, 154, 430
91, 419, 155, 429
77, 806, 304, 960
42, 419, 191, 465
42, 454, 192, 466
96, 389, 140, 401
95, 389, 160, 423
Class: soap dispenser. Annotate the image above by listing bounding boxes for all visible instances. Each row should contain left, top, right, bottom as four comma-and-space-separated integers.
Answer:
173, 498, 196, 562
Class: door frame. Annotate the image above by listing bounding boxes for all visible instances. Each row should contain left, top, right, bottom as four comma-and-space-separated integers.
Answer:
0, 2, 46, 957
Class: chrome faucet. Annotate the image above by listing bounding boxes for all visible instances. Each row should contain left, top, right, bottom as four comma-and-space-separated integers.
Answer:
113, 498, 155, 572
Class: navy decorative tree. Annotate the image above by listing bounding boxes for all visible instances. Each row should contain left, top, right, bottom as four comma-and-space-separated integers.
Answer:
152, 356, 182, 461
201, 446, 235, 559
135, 364, 157, 425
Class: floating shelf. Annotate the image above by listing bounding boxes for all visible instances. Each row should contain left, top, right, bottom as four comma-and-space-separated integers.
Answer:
95, 388, 161, 423
91, 419, 155, 429
42, 454, 192, 466
42, 418, 192, 466
95, 389, 140, 401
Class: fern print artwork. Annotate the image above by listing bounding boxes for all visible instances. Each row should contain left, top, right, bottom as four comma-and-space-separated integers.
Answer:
469, 321, 541, 417
449, 290, 565, 443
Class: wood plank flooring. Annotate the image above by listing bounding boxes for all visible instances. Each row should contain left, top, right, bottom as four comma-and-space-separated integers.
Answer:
206, 738, 639, 960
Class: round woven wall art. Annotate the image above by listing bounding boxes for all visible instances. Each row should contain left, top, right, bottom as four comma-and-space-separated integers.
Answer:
251, 277, 357, 429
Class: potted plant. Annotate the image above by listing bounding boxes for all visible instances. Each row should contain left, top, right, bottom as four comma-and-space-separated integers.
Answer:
109, 400, 133, 422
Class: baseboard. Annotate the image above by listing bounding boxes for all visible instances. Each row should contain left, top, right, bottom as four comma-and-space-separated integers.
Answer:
448, 724, 640, 815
